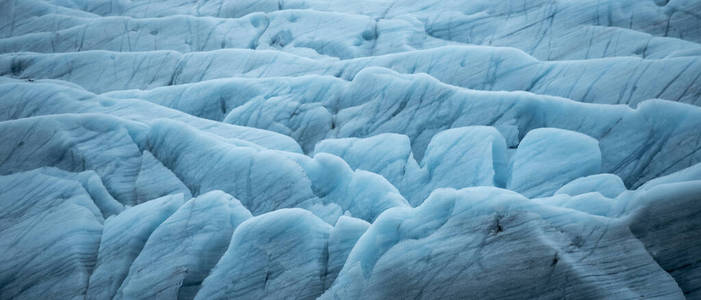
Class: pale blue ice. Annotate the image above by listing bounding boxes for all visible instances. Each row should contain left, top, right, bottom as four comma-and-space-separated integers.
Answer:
1, 0, 700, 299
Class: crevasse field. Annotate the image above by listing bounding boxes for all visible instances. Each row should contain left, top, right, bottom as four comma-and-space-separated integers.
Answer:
1, 0, 700, 299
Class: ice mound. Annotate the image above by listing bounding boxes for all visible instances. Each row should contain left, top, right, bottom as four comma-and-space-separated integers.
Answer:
1, 0, 700, 299
323, 187, 689, 299
507, 128, 601, 198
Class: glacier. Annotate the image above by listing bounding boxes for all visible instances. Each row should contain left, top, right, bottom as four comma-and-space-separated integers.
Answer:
1, 0, 700, 299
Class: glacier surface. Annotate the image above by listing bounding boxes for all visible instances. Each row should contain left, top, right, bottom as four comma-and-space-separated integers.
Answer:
1, 0, 700, 299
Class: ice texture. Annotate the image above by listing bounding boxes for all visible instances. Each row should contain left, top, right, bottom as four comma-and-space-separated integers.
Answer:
555, 174, 627, 198
507, 128, 601, 198
115, 191, 251, 300
0, 169, 103, 299
196, 208, 331, 299
323, 187, 688, 299
1, 0, 701, 299
87, 194, 185, 300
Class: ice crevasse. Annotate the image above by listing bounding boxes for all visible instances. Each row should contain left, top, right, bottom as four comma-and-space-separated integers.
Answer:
1, 0, 701, 299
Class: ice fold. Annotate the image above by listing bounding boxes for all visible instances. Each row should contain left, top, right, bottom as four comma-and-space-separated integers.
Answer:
195, 208, 331, 300
323, 187, 685, 299
87, 194, 186, 300
0, 169, 103, 300
115, 191, 251, 300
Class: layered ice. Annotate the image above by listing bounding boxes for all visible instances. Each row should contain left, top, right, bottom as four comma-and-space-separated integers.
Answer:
196, 208, 331, 299
3, 48, 700, 107
322, 187, 688, 299
87, 194, 185, 300
115, 191, 251, 300
1, 0, 701, 299
315, 126, 508, 205
0, 169, 103, 299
